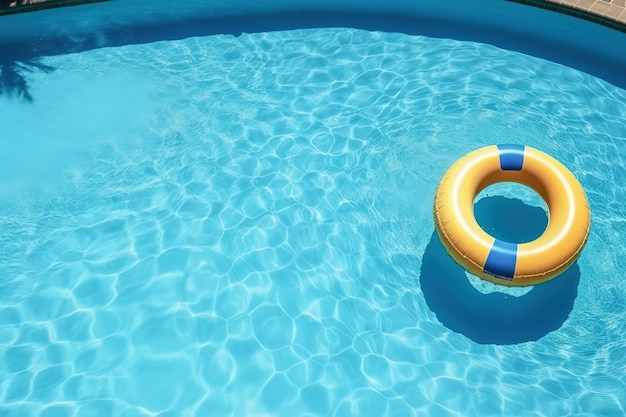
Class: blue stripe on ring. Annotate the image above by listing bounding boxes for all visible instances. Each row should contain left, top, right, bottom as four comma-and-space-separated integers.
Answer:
497, 144, 525, 171
483, 239, 518, 280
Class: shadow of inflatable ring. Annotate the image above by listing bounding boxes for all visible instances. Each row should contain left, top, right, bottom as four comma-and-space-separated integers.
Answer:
420, 196, 580, 345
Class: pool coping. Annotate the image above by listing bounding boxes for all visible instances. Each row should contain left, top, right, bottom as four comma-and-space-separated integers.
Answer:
554, 0, 626, 27
510, 0, 626, 32
0, 0, 108, 16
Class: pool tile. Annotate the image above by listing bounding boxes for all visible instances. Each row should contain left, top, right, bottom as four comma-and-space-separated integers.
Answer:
605, 4, 625, 16
576, 0, 596, 10
592, 0, 613, 14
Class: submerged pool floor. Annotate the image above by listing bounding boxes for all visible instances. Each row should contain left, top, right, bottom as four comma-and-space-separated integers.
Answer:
1, 28, 625, 417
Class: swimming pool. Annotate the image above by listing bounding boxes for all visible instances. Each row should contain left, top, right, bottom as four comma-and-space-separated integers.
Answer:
1, 1, 625, 416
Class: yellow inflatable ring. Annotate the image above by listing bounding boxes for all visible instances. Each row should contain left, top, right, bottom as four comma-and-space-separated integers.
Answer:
434, 144, 590, 287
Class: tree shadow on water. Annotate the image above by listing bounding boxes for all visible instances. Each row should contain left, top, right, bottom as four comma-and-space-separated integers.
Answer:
0, 51, 55, 102
420, 196, 580, 345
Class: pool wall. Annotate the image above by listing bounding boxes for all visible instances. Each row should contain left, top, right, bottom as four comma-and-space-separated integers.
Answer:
0, 0, 625, 88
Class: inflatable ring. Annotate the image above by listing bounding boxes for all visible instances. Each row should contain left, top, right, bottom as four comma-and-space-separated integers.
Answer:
434, 144, 590, 287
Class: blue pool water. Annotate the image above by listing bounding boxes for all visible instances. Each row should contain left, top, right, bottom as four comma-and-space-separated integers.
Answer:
1, 23, 626, 417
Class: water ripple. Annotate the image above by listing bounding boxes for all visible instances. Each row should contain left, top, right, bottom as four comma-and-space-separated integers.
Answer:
1, 28, 625, 417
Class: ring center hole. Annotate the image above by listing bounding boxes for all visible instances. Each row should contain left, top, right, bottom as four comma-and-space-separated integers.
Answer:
473, 182, 548, 244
